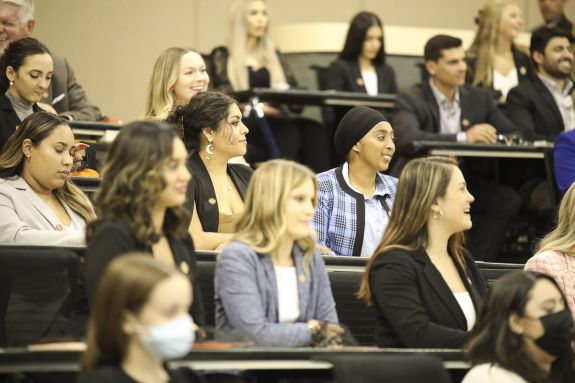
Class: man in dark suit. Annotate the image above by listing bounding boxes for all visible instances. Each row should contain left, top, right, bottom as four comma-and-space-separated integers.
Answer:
506, 27, 574, 141
0, 0, 103, 121
537, 0, 573, 35
393, 35, 522, 262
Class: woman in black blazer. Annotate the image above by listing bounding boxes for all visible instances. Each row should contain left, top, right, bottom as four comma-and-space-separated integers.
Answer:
358, 156, 486, 348
85, 120, 204, 325
0, 37, 52, 151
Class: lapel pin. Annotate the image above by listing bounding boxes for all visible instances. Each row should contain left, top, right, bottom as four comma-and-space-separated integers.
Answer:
180, 261, 190, 274
299, 274, 306, 283
462, 119, 470, 128
356, 78, 364, 86
520, 66, 527, 75
208, 198, 216, 205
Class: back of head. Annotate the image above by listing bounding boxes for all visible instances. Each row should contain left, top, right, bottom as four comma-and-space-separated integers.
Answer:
466, 271, 571, 382
90, 120, 186, 244
165, 91, 237, 152
234, 159, 317, 256
339, 11, 385, 64
144, 47, 195, 120
0, 36, 49, 91
424, 34, 462, 63
3, 0, 35, 25
530, 26, 575, 67
81, 254, 179, 371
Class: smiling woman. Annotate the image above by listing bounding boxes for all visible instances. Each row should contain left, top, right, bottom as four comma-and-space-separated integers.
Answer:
0, 37, 53, 150
0, 111, 94, 245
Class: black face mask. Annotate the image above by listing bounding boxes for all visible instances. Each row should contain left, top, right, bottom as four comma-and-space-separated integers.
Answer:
532, 309, 574, 357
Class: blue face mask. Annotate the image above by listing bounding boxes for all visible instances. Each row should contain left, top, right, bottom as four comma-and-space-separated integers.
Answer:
137, 315, 195, 360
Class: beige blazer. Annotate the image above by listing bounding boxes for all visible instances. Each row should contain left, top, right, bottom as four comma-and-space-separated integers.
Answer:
0, 176, 87, 246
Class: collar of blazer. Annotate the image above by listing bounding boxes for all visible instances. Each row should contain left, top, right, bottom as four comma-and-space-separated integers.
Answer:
411, 247, 477, 330
259, 243, 311, 322
10, 176, 75, 230
533, 75, 565, 122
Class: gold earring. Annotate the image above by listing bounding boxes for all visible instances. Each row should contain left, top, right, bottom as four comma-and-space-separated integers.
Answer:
433, 210, 442, 221
205, 138, 214, 160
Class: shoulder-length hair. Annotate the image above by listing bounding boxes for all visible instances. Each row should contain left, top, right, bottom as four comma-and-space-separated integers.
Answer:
232, 159, 317, 272
339, 11, 386, 66
467, 0, 524, 87
358, 156, 466, 304
535, 183, 575, 256
226, 0, 286, 91
0, 111, 94, 223
87, 120, 190, 245
466, 271, 575, 383
144, 47, 197, 120
0, 37, 51, 92
81, 254, 185, 371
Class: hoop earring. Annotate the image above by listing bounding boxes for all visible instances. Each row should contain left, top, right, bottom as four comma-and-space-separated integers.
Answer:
205, 139, 214, 160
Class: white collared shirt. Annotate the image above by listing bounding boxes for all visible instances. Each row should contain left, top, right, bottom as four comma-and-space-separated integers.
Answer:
429, 80, 467, 142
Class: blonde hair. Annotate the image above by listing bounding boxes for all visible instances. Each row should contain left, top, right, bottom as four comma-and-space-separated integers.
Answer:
535, 183, 575, 256
144, 47, 196, 120
227, 0, 286, 91
232, 159, 317, 271
358, 156, 467, 304
0, 112, 95, 224
468, 0, 525, 87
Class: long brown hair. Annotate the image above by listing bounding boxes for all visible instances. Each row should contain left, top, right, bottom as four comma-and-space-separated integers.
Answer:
535, 183, 575, 256
87, 120, 190, 245
0, 111, 95, 223
81, 254, 184, 371
358, 156, 466, 304
232, 159, 317, 272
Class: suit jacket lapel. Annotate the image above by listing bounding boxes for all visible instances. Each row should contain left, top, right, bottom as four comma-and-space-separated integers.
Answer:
292, 244, 310, 320
534, 77, 564, 125
261, 254, 279, 322
415, 250, 468, 330
12, 177, 61, 229
351, 61, 367, 93
459, 87, 473, 132
422, 83, 441, 132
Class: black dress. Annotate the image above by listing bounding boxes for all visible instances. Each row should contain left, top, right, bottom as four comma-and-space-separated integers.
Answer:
84, 220, 205, 325
78, 365, 205, 383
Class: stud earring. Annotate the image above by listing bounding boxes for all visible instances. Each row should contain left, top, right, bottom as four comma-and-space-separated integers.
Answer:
433, 210, 443, 221
205, 138, 214, 160
9, 80, 13, 86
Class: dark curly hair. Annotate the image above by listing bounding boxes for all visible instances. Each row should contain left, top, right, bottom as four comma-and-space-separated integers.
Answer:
0, 37, 51, 92
165, 91, 238, 152
87, 120, 190, 245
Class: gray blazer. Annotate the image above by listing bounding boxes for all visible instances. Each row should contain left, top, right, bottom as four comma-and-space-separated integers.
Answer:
215, 241, 338, 346
0, 176, 88, 246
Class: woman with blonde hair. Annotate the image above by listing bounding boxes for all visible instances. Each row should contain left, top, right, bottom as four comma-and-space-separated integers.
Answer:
358, 156, 486, 348
0, 111, 94, 245
210, 0, 329, 171
144, 47, 209, 120
467, 0, 532, 102
84, 120, 204, 325
215, 159, 342, 346
525, 182, 575, 319
80, 255, 204, 383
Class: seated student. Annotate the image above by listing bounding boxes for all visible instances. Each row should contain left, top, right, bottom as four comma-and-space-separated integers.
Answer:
358, 156, 486, 348
79, 255, 204, 383
166, 91, 252, 251
463, 271, 575, 383
210, 0, 330, 172
506, 27, 574, 142
144, 47, 209, 120
216, 160, 343, 347
525, 183, 575, 319
466, 0, 532, 102
554, 129, 575, 195
0, 36, 52, 150
313, 106, 397, 257
84, 120, 204, 325
393, 34, 521, 262
0, 111, 94, 245
0, 0, 103, 122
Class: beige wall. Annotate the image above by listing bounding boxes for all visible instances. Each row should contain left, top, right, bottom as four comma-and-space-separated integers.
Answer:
33, 0, 574, 122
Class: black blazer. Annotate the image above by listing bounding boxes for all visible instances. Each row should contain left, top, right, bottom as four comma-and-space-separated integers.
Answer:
185, 152, 253, 233
0, 92, 40, 151
505, 76, 573, 142
84, 220, 205, 325
369, 248, 486, 348
393, 82, 518, 149
465, 45, 533, 100
328, 58, 398, 95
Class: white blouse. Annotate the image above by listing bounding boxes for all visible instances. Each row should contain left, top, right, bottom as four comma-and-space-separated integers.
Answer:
361, 70, 378, 96
493, 68, 518, 100
274, 266, 300, 323
453, 291, 476, 330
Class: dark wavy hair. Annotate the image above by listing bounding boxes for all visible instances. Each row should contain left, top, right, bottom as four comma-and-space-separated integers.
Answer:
466, 271, 575, 383
165, 91, 238, 152
0, 111, 94, 223
87, 120, 190, 245
339, 11, 386, 65
0, 37, 51, 92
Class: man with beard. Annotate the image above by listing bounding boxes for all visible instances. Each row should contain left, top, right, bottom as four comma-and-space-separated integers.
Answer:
506, 27, 574, 141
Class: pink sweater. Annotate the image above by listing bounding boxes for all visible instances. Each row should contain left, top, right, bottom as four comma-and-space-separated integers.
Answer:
525, 250, 575, 319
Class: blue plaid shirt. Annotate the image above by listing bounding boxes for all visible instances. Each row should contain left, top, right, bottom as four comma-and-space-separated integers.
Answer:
313, 164, 398, 257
